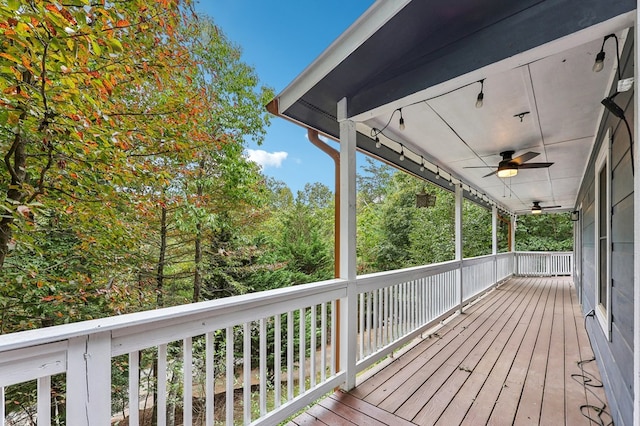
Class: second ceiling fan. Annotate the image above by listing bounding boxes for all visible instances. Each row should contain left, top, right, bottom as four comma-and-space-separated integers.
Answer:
467, 150, 553, 178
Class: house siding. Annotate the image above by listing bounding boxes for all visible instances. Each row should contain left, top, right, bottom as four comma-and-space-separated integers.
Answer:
575, 33, 635, 426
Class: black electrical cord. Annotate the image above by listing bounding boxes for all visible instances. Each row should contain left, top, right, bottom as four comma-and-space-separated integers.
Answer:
370, 108, 401, 140
370, 79, 483, 141
621, 115, 634, 175
570, 311, 614, 425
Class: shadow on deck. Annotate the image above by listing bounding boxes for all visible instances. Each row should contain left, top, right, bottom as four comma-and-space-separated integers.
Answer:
287, 277, 612, 425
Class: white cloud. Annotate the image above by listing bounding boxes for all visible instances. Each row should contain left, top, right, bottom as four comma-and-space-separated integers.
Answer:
246, 149, 288, 169
304, 132, 329, 143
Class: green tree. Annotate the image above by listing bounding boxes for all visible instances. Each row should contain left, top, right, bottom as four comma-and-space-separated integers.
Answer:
463, 199, 492, 258
515, 213, 573, 251
0, 0, 203, 331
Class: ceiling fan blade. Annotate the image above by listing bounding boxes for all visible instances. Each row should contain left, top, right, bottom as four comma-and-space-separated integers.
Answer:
517, 162, 554, 169
541, 205, 562, 209
482, 170, 499, 178
511, 151, 539, 165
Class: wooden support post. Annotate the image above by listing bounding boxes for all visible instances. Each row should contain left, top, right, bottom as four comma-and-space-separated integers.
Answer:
338, 97, 357, 390
455, 184, 463, 312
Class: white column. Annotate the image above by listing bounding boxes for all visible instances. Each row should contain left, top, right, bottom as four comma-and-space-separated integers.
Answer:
455, 184, 463, 311
510, 216, 518, 275
633, 6, 640, 424
492, 205, 498, 255
492, 205, 498, 283
337, 97, 358, 390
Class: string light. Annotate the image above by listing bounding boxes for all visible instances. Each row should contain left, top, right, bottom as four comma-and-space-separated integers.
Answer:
368, 122, 508, 210
475, 79, 485, 108
592, 34, 616, 73
399, 108, 405, 131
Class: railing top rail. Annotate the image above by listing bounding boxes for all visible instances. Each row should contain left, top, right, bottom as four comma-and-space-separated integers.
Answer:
462, 253, 498, 262
516, 251, 573, 255
356, 259, 461, 290
0, 278, 347, 353
462, 253, 499, 266
496, 251, 514, 257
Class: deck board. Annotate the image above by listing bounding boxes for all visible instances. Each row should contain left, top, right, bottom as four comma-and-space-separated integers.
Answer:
486, 278, 553, 424
437, 276, 546, 425
410, 278, 539, 425
376, 279, 526, 415
287, 277, 610, 426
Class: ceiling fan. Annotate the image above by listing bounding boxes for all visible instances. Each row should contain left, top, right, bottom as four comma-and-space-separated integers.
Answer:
465, 150, 554, 178
528, 201, 562, 215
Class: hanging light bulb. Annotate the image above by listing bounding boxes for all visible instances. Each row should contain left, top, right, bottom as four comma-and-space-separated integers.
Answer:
475, 79, 484, 108
593, 50, 605, 72
399, 108, 406, 131
435, 167, 440, 179
399, 146, 405, 161
420, 157, 425, 172
593, 34, 615, 73
375, 136, 381, 149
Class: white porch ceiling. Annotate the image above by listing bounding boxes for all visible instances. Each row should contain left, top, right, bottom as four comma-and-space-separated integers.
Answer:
360, 34, 625, 214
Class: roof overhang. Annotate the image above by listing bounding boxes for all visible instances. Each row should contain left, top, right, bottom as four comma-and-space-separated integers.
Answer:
269, 0, 637, 214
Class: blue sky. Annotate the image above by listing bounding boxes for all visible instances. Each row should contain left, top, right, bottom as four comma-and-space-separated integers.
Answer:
195, 1, 374, 195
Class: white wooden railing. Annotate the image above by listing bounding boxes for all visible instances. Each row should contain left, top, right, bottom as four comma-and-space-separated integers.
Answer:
515, 251, 573, 276
1, 251, 567, 426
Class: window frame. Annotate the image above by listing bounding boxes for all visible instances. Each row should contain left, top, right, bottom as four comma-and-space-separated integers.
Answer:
594, 129, 611, 339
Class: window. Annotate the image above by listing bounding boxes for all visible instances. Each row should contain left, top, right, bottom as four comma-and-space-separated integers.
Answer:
594, 130, 611, 338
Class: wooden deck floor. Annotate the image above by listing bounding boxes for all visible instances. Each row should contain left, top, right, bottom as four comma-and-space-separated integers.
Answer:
287, 277, 612, 426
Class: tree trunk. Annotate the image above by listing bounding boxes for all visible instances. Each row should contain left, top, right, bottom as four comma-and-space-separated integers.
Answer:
193, 221, 202, 303
0, 117, 28, 268
157, 204, 167, 308
193, 161, 205, 303
152, 204, 168, 426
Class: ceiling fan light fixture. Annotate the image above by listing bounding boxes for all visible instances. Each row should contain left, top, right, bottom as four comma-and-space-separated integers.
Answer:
497, 166, 517, 178
531, 201, 542, 215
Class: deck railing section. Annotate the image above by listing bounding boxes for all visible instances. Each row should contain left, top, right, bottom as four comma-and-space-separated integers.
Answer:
355, 261, 460, 371
462, 254, 496, 301
496, 251, 515, 281
0, 280, 347, 426
354, 252, 514, 373
515, 251, 573, 276
1, 251, 572, 425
